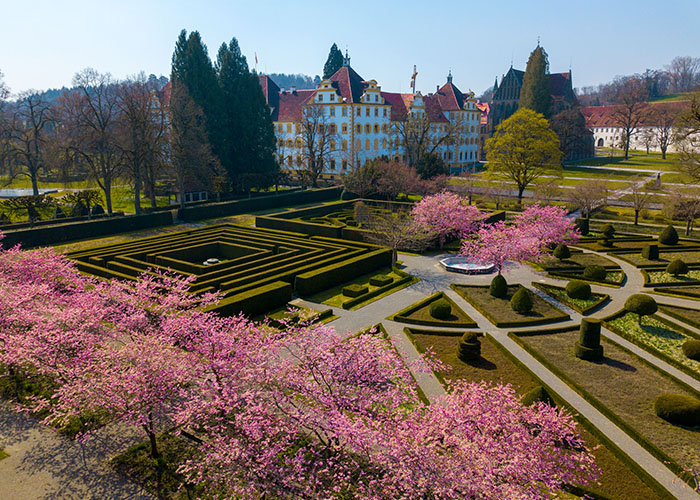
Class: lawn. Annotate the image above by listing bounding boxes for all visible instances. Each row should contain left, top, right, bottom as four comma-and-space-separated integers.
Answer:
409, 330, 665, 500
653, 286, 700, 300
391, 292, 477, 328
532, 282, 609, 315
568, 153, 683, 172
547, 270, 625, 287
658, 304, 700, 330
605, 312, 700, 377
451, 284, 570, 327
620, 250, 700, 267
536, 252, 619, 271
515, 329, 700, 479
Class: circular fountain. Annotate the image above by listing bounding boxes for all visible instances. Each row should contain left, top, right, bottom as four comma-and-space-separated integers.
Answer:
203, 258, 221, 266
439, 257, 495, 275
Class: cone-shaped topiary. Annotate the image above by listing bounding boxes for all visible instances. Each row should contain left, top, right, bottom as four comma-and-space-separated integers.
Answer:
575, 218, 589, 236
583, 265, 607, 281
624, 294, 658, 325
653, 394, 700, 427
429, 298, 452, 319
682, 339, 700, 361
641, 244, 659, 260
659, 225, 679, 245
553, 244, 571, 260
489, 274, 508, 298
574, 318, 603, 361
566, 280, 592, 300
666, 259, 688, 277
458, 332, 481, 362
510, 286, 533, 314
520, 386, 555, 407
91, 204, 105, 216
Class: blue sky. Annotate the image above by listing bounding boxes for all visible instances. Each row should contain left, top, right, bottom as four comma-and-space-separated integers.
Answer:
1, 0, 698, 96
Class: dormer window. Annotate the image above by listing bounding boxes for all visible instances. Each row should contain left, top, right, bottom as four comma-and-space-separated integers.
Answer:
318, 94, 323, 102
330, 94, 335, 101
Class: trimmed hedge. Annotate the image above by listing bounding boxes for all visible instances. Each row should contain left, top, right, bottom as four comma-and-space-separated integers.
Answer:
1, 211, 173, 248
624, 294, 658, 324
520, 385, 554, 407
641, 243, 659, 260
203, 280, 292, 317
179, 186, 343, 222
553, 243, 570, 260
295, 248, 392, 297
457, 332, 481, 362
342, 284, 368, 298
391, 292, 478, 328
531, 282, 610, 315
666, 259, 689, 276
369, 274, 393, 287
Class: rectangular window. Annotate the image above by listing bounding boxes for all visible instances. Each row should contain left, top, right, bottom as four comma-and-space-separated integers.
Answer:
342, 107, 348, 116
342, 160, 348, 170
330, 159, 336, 170
383, 108, 387, 117
286, 123, 291, 133
330, 94, 335, 101
330, 107, 336, 116
318, 94, 323, 102
365, 107, 370, 117
374, 107, 378, 117
356, 107, 361, 116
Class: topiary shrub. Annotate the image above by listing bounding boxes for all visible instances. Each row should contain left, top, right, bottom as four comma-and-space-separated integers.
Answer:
458, 332, 481, 362
429, 299, 452, 319
574, 318, 604, 361
682, 339, 700, 361
520, 386, 555, 407
369, 274, 393, 287
53, 206, 67, 219
510, 286, 533, 314
653, 394, 700, 427
624, 294, 658, 325
666, 259, 688, 277
659, 225, 679, 246
582, 265, 607, 281
340, 189, 356, 201
601, 224, 615, 239
575, 218, 589, 236
641, 244, 659, 260
566, 280, 591, 300
553, 244, 571, 261
489, 274, 508, 299
91, 204, 105, 216
342, 284, 369, 298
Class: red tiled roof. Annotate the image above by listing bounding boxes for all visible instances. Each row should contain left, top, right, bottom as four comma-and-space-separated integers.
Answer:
476, 101, 489, 125
157, 81, 171, 108
581, 100, 690, 127
276, 89, 316, 122
328, 66, 367, 103
436, 82, 466, 111
549, 72, 571, 99
380, 92, 413, 120
423, 94, 450, 123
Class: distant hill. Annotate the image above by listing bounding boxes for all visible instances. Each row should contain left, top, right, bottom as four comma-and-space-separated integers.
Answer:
264, 73, 319, 90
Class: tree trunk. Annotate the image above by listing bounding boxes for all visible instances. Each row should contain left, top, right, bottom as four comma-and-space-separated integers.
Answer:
31, 175, 39, 197
687, 218, 692, 236
661, 147, 667, 160
104, 179, 113, 215
624, 141, 630, 160
145, 426, 159, 459
133, 164, 142, 215
391, 248, 398, 266
634, 209, 639, 225
517, 185, 525, 204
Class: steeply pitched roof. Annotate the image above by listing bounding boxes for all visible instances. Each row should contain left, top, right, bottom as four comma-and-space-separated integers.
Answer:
380, 92, 413, 121
549, 72, 572, 99
328, 66, 367, 103
423, 94, 450, 123
436, 81, 466, 111
276, 89, 316, 122
258, 74, 280, 109
581, 100, 690, 127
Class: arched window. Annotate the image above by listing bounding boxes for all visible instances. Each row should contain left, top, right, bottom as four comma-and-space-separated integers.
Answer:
286, 123, 292, 133
342, 123, 348, 133
286, 139, 293, 148
329, 124, 337, 134
287, 156, 293, 167
295, 138, 302, 148
365, 124, 371, 134
296, 156, 303, 167
342, 140, 348, 151
382, 138, 387, 149
382, 123, 388, 133
373, 124, 379, 134
278, 139, 284, 148
356, 139, 362, 150
365, 138, 370, 150
356, 124, 362, 134
374, 138, 379, 150
330, 139, 336, 150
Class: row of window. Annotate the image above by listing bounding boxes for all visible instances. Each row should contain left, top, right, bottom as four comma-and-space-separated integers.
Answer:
279, 136, 480, 153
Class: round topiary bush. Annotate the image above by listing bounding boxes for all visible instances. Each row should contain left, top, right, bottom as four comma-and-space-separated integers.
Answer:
641, 243, 659, 261
624, 294, 658, 325
489, 274, 508, 299
458, 332, 481, 362
666, 259, 689, 277
566, 280, 592, 300
553, 244, 571, 261
682, 339, 700, 361
659, 224, 679, 246
653, 394, 700, 427
429, 299, 452, 320
520, 386, 554, 407
510, 286, 533, 314
601, 224, 615, 239
582, 265, 607, 281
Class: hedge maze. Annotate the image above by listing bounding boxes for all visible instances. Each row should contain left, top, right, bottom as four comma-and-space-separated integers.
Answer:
67, 223, 391, 316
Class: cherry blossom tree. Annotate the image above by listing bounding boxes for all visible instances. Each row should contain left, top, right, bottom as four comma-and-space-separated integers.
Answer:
411, 192, 484, 247
514, 204, 580, 248
460, 221, 542, 274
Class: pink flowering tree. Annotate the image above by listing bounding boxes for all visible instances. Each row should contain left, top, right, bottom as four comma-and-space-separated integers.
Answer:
514, 204, 580, 248
411, 191, 484, 247
460, 220, 542, 274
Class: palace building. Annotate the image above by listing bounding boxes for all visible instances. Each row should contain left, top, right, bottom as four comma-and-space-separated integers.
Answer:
258, 53, 481, 180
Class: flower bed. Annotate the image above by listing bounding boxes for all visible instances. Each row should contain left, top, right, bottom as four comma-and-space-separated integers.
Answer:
531, 282, 610, 315
644, 270, 700, 285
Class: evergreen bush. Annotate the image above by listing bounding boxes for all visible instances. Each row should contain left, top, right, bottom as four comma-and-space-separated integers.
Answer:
682, 339, 700, 361
575, 318, 603, 361
369, 274, 393, 287
624, 294, 658, 325
91, 204, 105, 216
582, 265, 607, 281
458, 332, 481, 362
575, 217, 589, 236
553, 244, 570, 260
429, 299, 452, 319
566, 280, 591, 300
641, 244, 659, 260
666, 259, 688, 276
342, 284, 369, 298
520, 386, 555, 407
601, 224, 615, 239
489, 274, 508, 298
659, 225, 679, 245
653, 394, 700, 427
510, 286, 533, 314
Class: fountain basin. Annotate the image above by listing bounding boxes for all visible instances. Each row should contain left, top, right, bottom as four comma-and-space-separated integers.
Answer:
439, 257, 495, 275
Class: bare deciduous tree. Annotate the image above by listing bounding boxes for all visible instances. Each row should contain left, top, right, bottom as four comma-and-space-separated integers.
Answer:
628, 177, 653, 225
648, 105, 680, 160
391, 112, 458, 168
297, 104, 337, 187
663, 188, 700, 235
363, 208, 434, 265
567, 180, 609, 219
665, 56, 700, 94
611, 78, 649, 159
675, 92, 700, 181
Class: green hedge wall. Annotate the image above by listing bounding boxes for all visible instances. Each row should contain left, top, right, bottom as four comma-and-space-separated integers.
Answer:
295, 248, 391, 296
178, 186, 342, 222
1, 211, 174, 249
204, 280, 292, 317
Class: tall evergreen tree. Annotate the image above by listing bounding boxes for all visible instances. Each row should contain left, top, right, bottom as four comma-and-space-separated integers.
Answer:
322, 43, 344, 79
216, 38, 278, 191
519, 45, 552, 116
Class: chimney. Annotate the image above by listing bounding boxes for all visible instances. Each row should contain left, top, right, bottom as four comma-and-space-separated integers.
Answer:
291, 85, 296, 94
436, 85, 439, 92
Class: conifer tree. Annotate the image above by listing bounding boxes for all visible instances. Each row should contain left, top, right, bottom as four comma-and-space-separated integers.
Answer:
519, 45, 552, 116
323, 43, 344, 79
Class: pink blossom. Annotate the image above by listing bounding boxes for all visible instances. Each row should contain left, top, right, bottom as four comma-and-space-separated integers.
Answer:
411, 191, 484, 246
